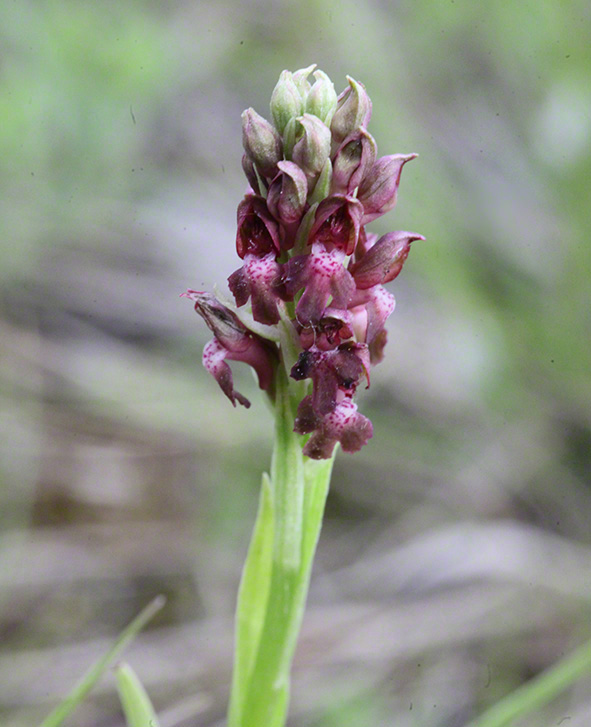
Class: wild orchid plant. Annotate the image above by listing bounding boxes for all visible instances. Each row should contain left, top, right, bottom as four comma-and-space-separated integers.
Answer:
38, 64, 591, 727
182, 65, 423, 727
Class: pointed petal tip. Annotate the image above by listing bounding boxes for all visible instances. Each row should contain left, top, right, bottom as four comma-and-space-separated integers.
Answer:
180, 289, 202, 301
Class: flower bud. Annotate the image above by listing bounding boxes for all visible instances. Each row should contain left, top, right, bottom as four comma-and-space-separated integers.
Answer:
330, 76, 372, 146
291, 64, 316, 101
306, 70, 338, 126
241, 108, 283, 179
331, 128, 377, 195
270, 70, 304, 134
266, 160, 308, 225
292, 113, 331, 181
357, 153, 417, 224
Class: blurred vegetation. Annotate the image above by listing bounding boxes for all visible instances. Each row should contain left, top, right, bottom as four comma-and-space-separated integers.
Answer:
1, 1, 590, 725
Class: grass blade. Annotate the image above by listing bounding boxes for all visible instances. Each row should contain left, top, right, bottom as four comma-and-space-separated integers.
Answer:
469, 635, 591, 727
39, 594, 166, 727
115, 661, 160, 727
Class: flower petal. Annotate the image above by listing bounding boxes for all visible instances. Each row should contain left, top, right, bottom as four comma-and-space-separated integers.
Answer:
202, 338, 251, 408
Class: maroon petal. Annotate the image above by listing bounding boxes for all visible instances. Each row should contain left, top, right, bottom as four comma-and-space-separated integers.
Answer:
236, 195, 281, 259
302, 398, 373, 459
368, 327, 388, 365
290, 343, 369, 417
309, 195, 364, 255
294, 395, 320, 434
295, 244, 354, 326
202, 338, 251, 408
228, 253, 282, 325
183, 290, 278, 402
348, 285, 396, 344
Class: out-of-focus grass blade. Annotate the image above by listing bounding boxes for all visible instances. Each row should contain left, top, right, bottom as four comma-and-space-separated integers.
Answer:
39, 595, 166, 727
469, 634, 591, 727
115, 661, 160, 727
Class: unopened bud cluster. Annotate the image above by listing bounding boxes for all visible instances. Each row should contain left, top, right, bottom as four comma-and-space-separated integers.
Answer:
184, 66, 423, 459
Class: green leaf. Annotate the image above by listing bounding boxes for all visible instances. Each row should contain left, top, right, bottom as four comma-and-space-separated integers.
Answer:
39, 595, 165, 727
301, 453, 336, 570
227, 473, 275, 727
115, 662, 160, 727
469, 634, 591, 727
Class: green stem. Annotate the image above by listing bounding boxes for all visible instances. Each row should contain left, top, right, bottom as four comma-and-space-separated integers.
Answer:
228, 367, 335, 727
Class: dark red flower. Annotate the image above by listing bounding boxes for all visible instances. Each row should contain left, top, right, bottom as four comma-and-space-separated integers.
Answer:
294, 395, 373, 459
228, 252, 283, 325
290, 342, 370, 416
308, 195, 364, 255
236, 195, 281, 259
182, 290, 277, 407
283, 243, 355, 326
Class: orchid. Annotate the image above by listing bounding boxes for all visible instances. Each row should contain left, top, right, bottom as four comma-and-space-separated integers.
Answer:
182, 65, 422, 727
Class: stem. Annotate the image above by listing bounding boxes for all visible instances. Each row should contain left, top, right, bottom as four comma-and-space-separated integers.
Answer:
228, 366, 335, 727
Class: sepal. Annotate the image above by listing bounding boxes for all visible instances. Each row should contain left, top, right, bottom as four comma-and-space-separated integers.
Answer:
349, 230, 424, 289
358, 153, 417, 224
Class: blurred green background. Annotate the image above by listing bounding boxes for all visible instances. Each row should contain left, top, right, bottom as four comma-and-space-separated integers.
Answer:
1, 1, 590, 725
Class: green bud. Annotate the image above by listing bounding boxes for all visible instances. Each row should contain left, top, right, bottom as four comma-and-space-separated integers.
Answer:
330, 76, 373, 146
292, 113, 331, 180
306, 70, 338, 126
292, 64, 316, 102
241, 108, 283, 179
270, 70, 304, 134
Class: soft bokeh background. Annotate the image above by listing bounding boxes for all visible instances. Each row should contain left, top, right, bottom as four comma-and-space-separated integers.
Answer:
1, 1, 590, 725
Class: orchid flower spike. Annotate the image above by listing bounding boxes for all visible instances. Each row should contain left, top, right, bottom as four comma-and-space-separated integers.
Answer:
183, 67, 422, 458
